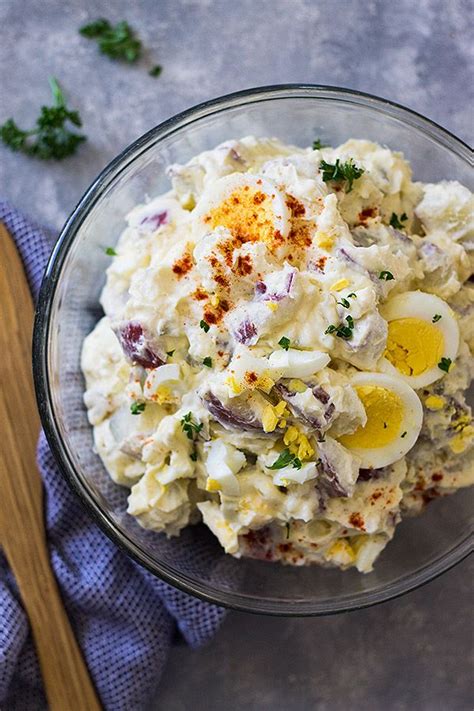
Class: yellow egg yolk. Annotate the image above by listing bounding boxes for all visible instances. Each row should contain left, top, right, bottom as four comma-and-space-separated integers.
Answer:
384, 318, 444, 377
339, 385, 403, 449
203, 187, 278, 247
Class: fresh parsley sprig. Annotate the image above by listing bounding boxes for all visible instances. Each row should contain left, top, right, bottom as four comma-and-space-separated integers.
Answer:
0, 77, 86, 160
79, 18, 142, 62
379, 270, 394, 281
278, 336, 291, 350
130, 401, 146, 415
319, 158, 365, 193
181, 412, 203, 440
325, 314, 355, 340
389, 212, 408, 229
267, 448, 302, 471
438, 357, 452, 373
312, 139, 327, 150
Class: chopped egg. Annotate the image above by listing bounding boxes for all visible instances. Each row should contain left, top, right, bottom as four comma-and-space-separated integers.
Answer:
195, 173, 291, 249
272, 461, 318, 486
379, 291, 459, 388
267, 349, 330, 378
330, 278, 350, 292
204, 440, 246, 496
339, 372, 423, 468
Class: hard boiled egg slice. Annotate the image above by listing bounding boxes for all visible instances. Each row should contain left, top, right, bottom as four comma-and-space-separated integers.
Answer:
378, 291, 459, 388
267, 349, 330, 378
338, 372, 423, 469
195, 173, 291, 249
204, 440, 246, 496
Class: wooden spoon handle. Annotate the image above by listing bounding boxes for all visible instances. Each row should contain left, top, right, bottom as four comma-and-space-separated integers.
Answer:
0, 224, 102, 711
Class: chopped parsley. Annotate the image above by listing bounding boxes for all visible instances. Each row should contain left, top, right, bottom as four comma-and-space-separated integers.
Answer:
325, 314, 355, 340
0, 77, 86, 160
347, 292, 357, 299
149, 65, 163, 77
278, 336, 291, 350
203, 357, 212, 368
130, 401, 145, 415
438, 357, 452, 373
166, 350, 175, 357
432, 314, 442, 323
267, 448, 302, 470
389, 212, 408, 229
379, 270, 394, 281
312, 139, 327, 150
105, 247, 117, 256
181, 412, 203, 440
199, 319, 210, 333
401, 431, 407, 438
190, 451, 198, 462
337, 298, 351, 308
319, 158, 365, 193
284, 522, 291, 539
79, 18, 142, 62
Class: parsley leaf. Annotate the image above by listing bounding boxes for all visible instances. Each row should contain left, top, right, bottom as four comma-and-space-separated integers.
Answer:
432, 314, 442, 323
401, 431, 407, 438
347, 292, 357, 299
199, 319, 210, 333
438, 357, 452, 373
149, 65, 162, 77
312, 139, 327, 150
181, 412, 203, 440
0, 77, 86, 160
379, 270, 394, 281
105, 247, 117, 256
203, 357, 212, 368
337, 298, 350, 308
278, 336, 291, 350
267, 449, 302, 470
130, 401, 145, 415
166, 350, 175, 357
389, 212, 408, 229
190, 451, 198, 462
79, 18, 142, 62
284, 522, 291, 539
319, 158, 365, 193
325, 317, 354, 340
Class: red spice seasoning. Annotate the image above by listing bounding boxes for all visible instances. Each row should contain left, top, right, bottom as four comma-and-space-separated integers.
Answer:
349, 512, 366, 530
235, 254, 253, 276
172, 251, 193, 278
286, 194, 305, 217
357, 207, 377, 224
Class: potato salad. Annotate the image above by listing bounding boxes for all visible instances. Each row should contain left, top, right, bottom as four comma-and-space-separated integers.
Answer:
82, 136, 474, 572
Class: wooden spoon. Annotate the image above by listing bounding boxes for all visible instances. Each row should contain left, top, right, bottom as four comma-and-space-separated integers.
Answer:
0, 223, 102, 710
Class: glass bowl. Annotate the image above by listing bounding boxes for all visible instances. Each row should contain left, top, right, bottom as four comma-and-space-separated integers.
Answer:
33, 85, 473, 615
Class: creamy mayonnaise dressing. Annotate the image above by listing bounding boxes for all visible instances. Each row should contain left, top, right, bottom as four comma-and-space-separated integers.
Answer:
82, 136, 474, 572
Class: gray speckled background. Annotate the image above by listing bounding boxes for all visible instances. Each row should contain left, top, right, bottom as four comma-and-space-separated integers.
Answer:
1, 0, 473, 709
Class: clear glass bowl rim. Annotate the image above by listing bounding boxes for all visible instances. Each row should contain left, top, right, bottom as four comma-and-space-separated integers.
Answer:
33, 84, 474, 616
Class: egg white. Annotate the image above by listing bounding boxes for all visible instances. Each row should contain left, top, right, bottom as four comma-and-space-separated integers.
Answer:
340, 372, 423, 469
378, 291, 460, 389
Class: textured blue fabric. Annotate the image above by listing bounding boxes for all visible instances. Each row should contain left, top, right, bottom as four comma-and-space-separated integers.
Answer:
0, 201, 226, 711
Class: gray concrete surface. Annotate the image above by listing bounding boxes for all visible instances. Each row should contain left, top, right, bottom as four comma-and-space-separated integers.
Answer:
1, 0, 473, 709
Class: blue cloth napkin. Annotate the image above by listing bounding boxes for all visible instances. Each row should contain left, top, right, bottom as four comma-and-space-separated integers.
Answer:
0, 201, 226, 711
